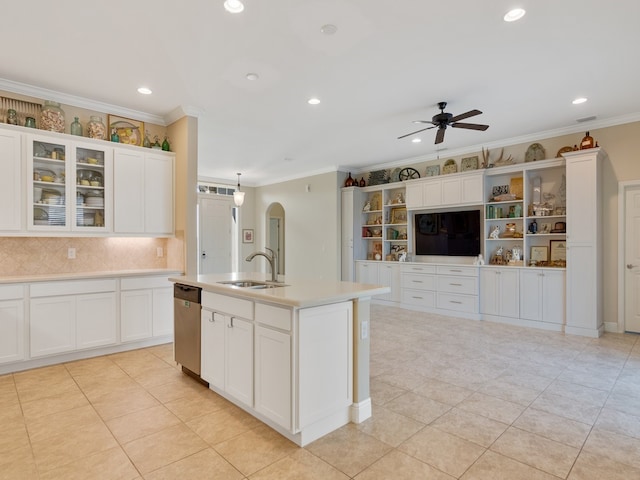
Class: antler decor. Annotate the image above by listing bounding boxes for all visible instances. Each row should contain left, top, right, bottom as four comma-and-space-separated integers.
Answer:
481, 147, 514, 168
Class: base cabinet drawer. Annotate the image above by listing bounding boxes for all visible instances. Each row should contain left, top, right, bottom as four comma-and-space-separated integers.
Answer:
401, 273, 436, 291
401, 289, 436, 308
437, 275, 478, 295
437, 293, 478, 313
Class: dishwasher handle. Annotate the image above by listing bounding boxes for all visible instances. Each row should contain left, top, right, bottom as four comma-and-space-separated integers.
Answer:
173, 283, 202, 303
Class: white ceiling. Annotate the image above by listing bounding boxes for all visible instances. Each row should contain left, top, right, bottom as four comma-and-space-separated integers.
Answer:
2, 1, 639, 186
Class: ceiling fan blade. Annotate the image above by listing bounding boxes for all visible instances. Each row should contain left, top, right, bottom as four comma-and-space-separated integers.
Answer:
412, 120, 434, 124
451, 122, 489, 131
435, 127, 446, 144
450, 109, 482, 122
397, 125, 436, 139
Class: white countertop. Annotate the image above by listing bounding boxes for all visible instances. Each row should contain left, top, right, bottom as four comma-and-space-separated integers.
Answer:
170, 272, 390, 308
0, 269, 183, 284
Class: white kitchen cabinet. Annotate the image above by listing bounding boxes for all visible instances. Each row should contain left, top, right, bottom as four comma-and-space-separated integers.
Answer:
0, 129, 22, 232
120, 276, 173, 342
152, 287, 173, 337
480, 267, 519, 318
113, 148, 174, 235
30, 296, 76, 357
564, 148, 603, 337
30, 279, 117, 358
255, 303, 292, 430
520, 269, 565, 324
201, 310, 253, 407
0, 285, 25, 364
76, 292, 117, 349
120, 289, 153, 342
201, 292, 254, 407
201, 310, 225, 388
297, 301, 353, 430
225, 315, 254, 406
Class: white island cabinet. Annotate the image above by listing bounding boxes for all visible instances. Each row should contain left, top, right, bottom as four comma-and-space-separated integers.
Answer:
174, 272, 387, 446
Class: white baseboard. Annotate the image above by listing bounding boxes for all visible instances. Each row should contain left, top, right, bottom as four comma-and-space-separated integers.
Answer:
350, 397, 372, 423
604, 321, 619, 333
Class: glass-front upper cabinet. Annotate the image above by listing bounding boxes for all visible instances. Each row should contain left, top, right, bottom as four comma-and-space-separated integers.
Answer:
27, 135, 72, 231
72, 143, 112, 232
27, 134, 112, 232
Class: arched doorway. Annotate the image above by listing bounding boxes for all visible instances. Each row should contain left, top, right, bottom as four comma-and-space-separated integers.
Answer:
266, 203, 285, 275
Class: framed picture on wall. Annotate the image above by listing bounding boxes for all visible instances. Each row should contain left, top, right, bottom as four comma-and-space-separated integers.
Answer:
550, 240, 567, 261
242, 229, 254, 243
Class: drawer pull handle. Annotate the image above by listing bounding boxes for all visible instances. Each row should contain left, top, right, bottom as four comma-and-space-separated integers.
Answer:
412, 280, 423, 283
450, 269, 462, 272
412, 296, 423, 299
450, 300, 463, 304
228, 317, 234, 328
450, 283, 462, 286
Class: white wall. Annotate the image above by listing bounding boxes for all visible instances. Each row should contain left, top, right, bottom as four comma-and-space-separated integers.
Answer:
254, 172, 341, 280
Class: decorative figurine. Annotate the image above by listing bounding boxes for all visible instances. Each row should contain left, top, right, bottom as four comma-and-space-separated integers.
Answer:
490, 225, 500, 239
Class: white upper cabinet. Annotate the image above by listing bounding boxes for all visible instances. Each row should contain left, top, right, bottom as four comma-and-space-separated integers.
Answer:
406, 171, 483, 210
0, 130, 22, 231
114, 148, 174, 235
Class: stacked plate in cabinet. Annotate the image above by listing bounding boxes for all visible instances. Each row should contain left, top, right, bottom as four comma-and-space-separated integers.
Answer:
85, 191, 104, 207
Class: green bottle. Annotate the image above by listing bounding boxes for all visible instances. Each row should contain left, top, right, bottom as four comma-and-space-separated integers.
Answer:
110, 128, 119, 143
70, 117, 83, 136
162, 137, 170, 151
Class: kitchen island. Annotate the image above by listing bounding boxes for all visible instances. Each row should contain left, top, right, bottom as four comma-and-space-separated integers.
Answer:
169, 272, 389, 446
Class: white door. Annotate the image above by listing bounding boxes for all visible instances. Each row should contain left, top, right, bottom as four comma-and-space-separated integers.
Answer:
199, 197, 233, 274
624, 185, 640, 333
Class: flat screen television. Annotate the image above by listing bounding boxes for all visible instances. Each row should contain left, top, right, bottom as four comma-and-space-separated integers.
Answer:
414, 210, 481, 256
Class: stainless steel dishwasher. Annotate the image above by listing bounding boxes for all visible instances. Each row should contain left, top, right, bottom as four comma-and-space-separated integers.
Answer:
173, 283, 206, 384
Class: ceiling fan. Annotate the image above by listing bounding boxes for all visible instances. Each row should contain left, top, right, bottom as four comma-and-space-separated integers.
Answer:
398, 101, 489, 144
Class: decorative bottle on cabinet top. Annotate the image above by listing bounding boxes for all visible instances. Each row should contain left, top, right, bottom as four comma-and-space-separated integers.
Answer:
344, 172, 355, 187
70, 117, 83, 136
40, 100, 65, 133
580, 131, 594, 150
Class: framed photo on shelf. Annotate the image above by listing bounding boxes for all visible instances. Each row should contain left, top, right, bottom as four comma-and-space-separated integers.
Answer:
242, 229, 254, 243
107, 115, 144, 146
530, 246, 548, 262
550, 240, 567, 261
390, 207, 407, 224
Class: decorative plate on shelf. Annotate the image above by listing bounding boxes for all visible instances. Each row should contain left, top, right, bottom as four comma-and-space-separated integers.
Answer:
525, 143, 546, 162
442, 159, 457, 174
461, 156, 479, 171
556, 146, 574, 157
425, 164, 440, 177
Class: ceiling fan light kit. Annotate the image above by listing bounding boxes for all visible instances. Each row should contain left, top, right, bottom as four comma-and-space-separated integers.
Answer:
398, 101, 489, 144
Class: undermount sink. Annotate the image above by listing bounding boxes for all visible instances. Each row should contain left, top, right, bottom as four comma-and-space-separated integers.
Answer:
217, 280, 288, 289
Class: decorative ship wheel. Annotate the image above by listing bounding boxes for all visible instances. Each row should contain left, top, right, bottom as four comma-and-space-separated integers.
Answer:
398, 167, 420, 181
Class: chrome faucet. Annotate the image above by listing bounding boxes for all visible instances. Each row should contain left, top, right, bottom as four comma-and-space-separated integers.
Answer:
246, 247, 278, 282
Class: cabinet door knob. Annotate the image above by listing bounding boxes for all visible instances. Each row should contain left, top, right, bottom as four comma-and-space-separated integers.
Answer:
627, 264, 638, 270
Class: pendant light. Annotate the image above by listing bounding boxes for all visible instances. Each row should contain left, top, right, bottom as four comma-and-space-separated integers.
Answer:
233, 173, 245, 207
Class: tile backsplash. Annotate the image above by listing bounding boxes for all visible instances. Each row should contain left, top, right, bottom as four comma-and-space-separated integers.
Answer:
0, 236, 183, 276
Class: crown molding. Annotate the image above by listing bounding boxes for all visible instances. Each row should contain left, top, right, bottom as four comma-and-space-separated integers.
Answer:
164, 105, 203, 125
0, 77, 167, 126
346, 112, 640, 175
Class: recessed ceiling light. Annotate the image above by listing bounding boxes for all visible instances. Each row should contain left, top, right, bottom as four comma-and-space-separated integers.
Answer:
412, 138, 422, 143
572, 97, 588, 105
320, 24, 337, 35
246, 73, 259, 81
504, 8, 526, 22
308, 98, 321, 105
137, 87, 152, 95
224, 0, 244, 13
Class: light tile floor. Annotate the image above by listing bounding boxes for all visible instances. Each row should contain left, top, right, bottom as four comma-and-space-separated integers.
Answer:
2, 304, 640, 479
